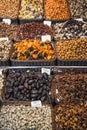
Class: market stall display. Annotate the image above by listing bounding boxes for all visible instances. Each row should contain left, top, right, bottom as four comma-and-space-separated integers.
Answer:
0, 0, 87, 129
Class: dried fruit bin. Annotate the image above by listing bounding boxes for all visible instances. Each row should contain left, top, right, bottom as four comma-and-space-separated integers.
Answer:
0, 101, 54, 130
2, 68, 52, 104
51, 67, 87, 105
13, 22, 54, 41
18, 0, 44, 22
10, 40, 56, 66
0, 0, 20, 19
44, 0, 71, 21
54, 38, 87, 66
53, 103, 87, 130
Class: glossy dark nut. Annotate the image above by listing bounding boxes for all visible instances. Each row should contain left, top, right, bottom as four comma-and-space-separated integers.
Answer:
31, 94, 38, 98
18, 85, 24, 90
31, 90, 38, 94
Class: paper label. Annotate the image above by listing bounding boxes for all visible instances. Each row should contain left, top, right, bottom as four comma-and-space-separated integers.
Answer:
31, 100, 42, 107
3, 19, 11, 25
56, 89, 58, 94
41, 35, 51, 42
44, 21, 51, 27
42, 68, 50, 75
0, 69, 2, 75
0, 37, 8, 41
75, 18, 83, 22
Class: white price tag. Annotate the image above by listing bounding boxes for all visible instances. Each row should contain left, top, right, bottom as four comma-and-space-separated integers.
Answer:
44, 21, 51, 27
75, 18, 83, 22
0, 69, 2, 75
42, 68, 50, 75
56, 89, 58, 94
41, 35, 51, 42
31, 100, 42, 107
3, 19, 11, 25
0, 37, 8, 41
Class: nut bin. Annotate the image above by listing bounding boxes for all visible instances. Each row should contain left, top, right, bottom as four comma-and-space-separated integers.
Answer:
69, 0, 87, 19
0, 0, 20, 19
0, 22, 18, 40
44, 0, 70, 21
53, 19, 87, 40
0, 104, 53, 130
55, 38, 87, 61
19, 0, 44, 20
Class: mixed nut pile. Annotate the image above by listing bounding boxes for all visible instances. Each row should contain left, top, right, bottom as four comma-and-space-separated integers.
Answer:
4, 69, 51, 102
0, 105, 52, 130
55, 38, 87, 60
53, 19, 87, 40
0, 40, 12, 60
0, 22, 18, 40
14, 22, 54, 41
0, 0, 20, 19
19, 0, 43, 20
69, 0, 87, 19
